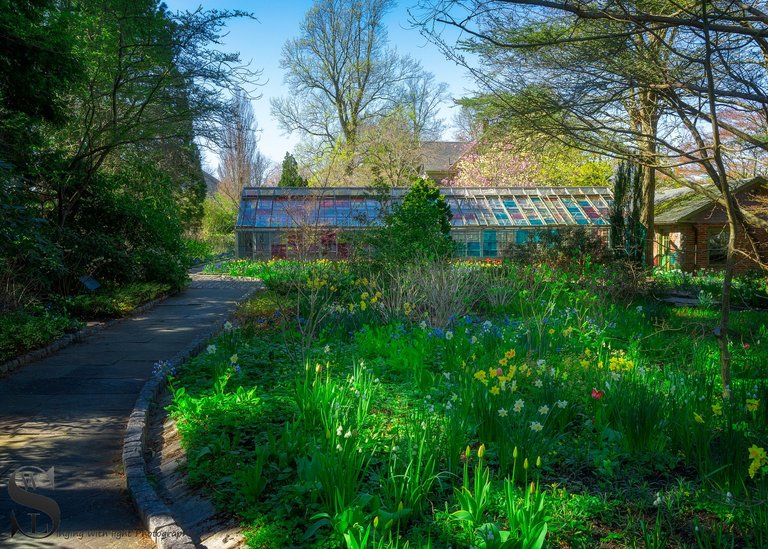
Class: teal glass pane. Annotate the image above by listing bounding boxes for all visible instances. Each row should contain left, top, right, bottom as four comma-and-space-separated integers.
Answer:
503, 199, 527, 225
562, 197, 588, 225
483, 231, 497, 257
518, 196, 543, 225
531, 196, 554, 224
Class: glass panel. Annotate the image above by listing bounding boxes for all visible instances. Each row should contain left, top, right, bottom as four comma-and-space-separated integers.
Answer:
518, 196, 543, 225
239, 200, 257, 225
483, 230, 498, 257
544, 196, 569, 224
579, 199, 601, 222
562, 197, 588, 225
531, 196, 554, 225
503, 199, 527, 225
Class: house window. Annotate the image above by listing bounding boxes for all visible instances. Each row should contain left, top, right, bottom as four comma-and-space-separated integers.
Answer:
708, 228, 728, 267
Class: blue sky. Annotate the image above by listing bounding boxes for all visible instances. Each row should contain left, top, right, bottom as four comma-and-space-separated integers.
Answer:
164, 1, 475, 170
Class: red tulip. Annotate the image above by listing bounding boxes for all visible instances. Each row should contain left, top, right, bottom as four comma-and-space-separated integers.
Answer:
591, 388, 604, 400
743, 343, 751, 350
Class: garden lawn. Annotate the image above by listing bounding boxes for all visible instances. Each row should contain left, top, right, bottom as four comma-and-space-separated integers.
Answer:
167, 260, 768, 548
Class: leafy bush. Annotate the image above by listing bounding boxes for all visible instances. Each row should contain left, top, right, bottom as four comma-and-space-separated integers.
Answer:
63, 158, 189, 290
65, 282, 172, 320
366, 178, 454, 263
0, 310, 81, 363
183, 239, 215, 264
505, 226, 610, 266
0, 168, 63, 309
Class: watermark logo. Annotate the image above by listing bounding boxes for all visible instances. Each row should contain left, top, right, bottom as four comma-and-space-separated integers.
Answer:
8, 466, 61, 538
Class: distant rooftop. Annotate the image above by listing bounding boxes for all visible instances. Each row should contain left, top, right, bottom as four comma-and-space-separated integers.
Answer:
203, 171, 219, 195
419, 141, 473, 173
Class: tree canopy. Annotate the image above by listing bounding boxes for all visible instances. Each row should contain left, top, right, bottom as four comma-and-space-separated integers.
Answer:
1, 0, 255, 306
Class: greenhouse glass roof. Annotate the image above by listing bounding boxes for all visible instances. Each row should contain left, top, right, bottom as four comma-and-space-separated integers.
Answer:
236, 186, 613, 229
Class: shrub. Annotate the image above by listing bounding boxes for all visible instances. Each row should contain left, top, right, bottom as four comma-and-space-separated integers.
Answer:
367, 178, 454, 263
65, 282, 172, 319
0, 310, 81, 363
504, 226, 610, 266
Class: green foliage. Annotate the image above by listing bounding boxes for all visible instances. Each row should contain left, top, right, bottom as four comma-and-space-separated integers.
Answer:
278, 152, 307, 187
610, 161, 645, 263
0, 0, 80, 123
505, 227, 610, 266
162, 258, 768, 548
64, 282, 171, 320
0, 309, 81, 363
65, 157, 189, 288
0, 0, 250, 311
0, 169, 63, 308
368, 178, 454, 263
203, 195, 238, 235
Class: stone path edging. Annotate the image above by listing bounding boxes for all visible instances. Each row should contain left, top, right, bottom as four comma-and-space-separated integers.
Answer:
0, 291, 176, 376
123, 284, 259, 549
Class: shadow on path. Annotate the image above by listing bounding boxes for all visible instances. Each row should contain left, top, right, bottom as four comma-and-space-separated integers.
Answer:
0, 277, 255, 548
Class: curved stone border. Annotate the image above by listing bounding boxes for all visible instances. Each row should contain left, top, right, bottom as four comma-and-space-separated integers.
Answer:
0, 291, 175, 376
123, 284, 259, 549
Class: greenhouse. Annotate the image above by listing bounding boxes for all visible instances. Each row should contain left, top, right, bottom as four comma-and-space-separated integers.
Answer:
235, 186, 613, 259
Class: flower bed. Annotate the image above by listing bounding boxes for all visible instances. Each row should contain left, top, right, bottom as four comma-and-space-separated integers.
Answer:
166, 260, 768, 548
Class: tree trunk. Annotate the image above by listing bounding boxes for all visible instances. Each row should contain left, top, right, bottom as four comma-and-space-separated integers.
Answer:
717, 223, 735, 398
640, 162, 656, 267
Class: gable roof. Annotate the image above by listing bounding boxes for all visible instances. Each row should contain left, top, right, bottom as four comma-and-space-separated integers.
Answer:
203, 171, 219, 195
654, 177, 765, 224
419, 141, 473, 173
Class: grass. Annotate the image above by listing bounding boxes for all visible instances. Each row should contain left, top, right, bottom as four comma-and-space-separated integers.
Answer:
165, 259, 768, 548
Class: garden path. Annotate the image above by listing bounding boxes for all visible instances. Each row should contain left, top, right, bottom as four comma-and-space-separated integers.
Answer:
0, 271, 255, 548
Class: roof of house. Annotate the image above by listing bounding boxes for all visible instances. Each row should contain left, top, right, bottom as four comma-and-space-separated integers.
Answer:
654, 177, 765, 224
236, 186, 612, 230
419, 141, 473, 174
203, 171, 219, 195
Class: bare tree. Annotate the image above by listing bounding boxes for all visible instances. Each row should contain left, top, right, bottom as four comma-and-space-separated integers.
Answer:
272, 0, 450, 176
272, 0, 403, 146
217, 91, 269, 204
399, 69, 450, 140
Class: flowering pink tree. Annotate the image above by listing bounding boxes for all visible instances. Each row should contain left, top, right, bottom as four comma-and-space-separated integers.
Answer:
444, 142, 544, 187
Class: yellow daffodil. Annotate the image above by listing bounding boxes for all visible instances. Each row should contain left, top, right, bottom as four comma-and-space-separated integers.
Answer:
712, 402, 723, 416
747, 399, 760, 412
748, 445, 767, 478
490, 386, 500, 396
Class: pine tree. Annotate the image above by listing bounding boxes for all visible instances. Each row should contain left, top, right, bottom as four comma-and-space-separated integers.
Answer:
278, 152, 307, 187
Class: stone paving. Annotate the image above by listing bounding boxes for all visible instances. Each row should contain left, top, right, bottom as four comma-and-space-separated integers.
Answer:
0, 274, 256, 548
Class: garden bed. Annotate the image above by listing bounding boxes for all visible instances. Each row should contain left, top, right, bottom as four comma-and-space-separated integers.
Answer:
166, 259, 768, 548
0, 281, 173, 364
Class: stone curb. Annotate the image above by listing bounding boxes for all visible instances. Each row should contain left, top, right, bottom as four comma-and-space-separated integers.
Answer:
123, 283, 259, 549
0, 291, 177, 377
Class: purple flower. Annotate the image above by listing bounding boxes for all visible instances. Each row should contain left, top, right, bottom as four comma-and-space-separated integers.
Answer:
153, 359, 176, 377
